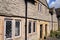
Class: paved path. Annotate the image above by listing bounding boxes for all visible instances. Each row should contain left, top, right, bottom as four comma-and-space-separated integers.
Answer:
44, 37, 60, 40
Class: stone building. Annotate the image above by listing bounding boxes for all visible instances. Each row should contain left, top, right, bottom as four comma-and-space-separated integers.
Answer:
0, 0, 58, 40
49, 8, 58, 31
56, 8, 60, 29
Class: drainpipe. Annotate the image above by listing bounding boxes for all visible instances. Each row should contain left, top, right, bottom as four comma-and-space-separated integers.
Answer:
25, 0, 27, 40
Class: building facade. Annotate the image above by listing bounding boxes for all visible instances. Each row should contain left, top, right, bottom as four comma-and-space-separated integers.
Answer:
56, 8, 60, 29
0, 0, 58, 40
49, 8, 58, 31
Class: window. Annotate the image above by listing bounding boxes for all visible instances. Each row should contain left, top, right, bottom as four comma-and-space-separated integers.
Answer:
33, 21, 36, 32
6, 20, 12, 38
28, 21, 31, 33
15, 21, 20, 36
38, 3, 42, 12
5, 19, 21, 39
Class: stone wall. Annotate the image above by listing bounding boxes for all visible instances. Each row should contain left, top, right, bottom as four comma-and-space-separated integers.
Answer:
0, 16, 4, 40
0, 0, 25, 16
38, 4, 51, 21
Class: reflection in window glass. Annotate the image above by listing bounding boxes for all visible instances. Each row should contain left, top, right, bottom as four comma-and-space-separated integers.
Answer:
6, 21, 12, 38
15, 21, 20, 36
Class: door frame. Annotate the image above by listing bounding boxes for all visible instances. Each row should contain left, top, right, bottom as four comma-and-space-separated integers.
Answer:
45, 24, 47, 36
40, 24, 43, 39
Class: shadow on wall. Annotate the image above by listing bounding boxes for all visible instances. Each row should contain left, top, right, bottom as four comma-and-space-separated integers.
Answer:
24, 0, 36, 4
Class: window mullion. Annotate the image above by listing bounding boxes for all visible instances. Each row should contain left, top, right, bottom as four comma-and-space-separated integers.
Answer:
12, 20, 15, 39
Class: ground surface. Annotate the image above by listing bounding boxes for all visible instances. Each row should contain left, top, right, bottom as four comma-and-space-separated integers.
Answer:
44, 37, 60, 40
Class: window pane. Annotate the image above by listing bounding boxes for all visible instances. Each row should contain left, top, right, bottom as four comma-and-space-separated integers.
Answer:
38, 3, 42, 12
15, 21, 20, 36
33, 22, 36, 32
6, 21, 12, 38
28, 21, 31, 33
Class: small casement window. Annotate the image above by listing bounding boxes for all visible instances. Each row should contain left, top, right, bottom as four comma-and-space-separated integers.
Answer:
15, 20, 20, 36
28, 21, 31, 33
5, 20, 12, 38
33, 21, 36, 32
38, 3, 42, 12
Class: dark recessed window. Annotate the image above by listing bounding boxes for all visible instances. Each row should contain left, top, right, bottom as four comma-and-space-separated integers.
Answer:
28, 21, 31, 33
15, 21, 20, 36
33, 21, 36, 32
6, 21, 12, 38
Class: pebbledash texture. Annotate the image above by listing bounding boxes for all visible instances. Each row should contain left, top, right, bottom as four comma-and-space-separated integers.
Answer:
0, 0, 58, 40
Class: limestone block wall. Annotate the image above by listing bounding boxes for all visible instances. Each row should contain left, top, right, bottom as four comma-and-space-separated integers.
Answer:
39, 0, 47, 6
27, 19, 38, 40
58, 18, 60, 28
53, 13, 58, 22
0, 16, 4, 40
0, 0, 25, 16
0, 16, 51, 40
14, 18, 25, 40
37, 21, 40, 40
27, 2, 51, 21
27, 2, 38, 18
37, 21, 50, 40
53, 23, 58, 31
40, 21, 50, 37
53, 14, 58, 31
38, 4, 51, 21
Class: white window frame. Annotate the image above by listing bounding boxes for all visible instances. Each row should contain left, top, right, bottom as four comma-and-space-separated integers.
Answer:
4, 20, 13, 40
15, 20, 21, 38
4, 19, 21, 40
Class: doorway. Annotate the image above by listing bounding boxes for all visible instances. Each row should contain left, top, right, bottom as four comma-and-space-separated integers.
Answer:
40, 24, 43, 39
45, 24, 47, 36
